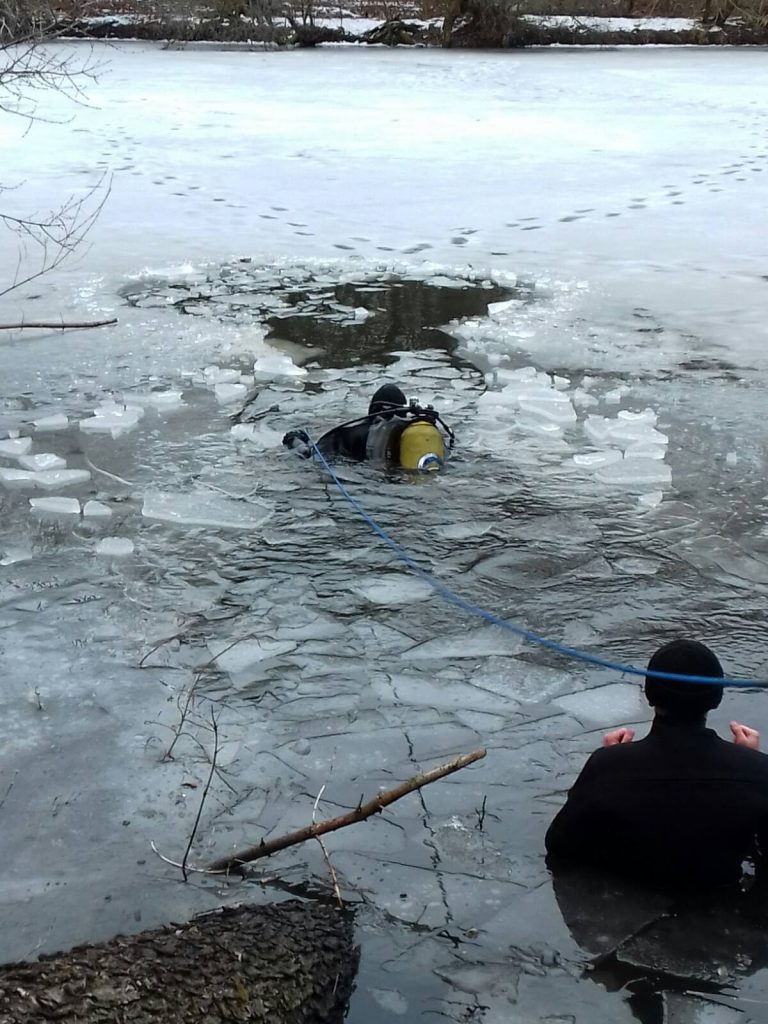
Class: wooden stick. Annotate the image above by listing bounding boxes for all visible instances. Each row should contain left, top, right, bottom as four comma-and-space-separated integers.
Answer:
0, 318, 117, 330
207, 748, 486, 874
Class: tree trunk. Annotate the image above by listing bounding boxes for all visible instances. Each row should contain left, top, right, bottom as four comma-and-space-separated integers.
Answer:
0, 901, 358, 1024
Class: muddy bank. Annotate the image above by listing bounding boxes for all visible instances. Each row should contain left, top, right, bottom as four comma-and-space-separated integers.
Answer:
0, 901, 358, 1024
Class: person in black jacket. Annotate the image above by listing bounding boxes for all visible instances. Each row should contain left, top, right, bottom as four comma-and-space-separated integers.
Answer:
283, 383, 450, 471
545, 639, 768, 890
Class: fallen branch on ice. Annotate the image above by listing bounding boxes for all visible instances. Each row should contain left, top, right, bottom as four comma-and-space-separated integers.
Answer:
207, 747, 487, 874
0, 317, 117, 330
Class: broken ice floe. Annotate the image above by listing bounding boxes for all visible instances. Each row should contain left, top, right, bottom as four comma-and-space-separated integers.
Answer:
79, 400, 145, 438
555, 681, 646, 725
83, 500, 112, 518
32, 414, 69, 432
214, 382, 248, 405
230, 423, 284, 449
0, 437, 33, 458
95, 537, 135, 557
0, 467, 90, 490
18, 453, 67, 472
253, 353, 307, 380
29, 497, 81, 515
142, 490, 273, 530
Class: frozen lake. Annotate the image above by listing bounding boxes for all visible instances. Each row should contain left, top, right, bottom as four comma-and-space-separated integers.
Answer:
2, 42, 768, 1022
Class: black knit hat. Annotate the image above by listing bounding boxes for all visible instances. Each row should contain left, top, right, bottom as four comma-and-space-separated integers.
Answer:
369, 384, 407, 417
644, 639, 724, 716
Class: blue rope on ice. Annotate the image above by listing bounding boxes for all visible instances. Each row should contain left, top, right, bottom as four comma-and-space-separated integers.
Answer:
305, 435, 767, 689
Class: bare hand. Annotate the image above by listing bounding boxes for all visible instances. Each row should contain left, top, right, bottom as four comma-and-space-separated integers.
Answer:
603, 727, 635, 747
730, 721, 760, 750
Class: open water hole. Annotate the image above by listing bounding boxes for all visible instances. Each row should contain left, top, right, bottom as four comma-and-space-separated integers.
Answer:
2, 263, 768, 1022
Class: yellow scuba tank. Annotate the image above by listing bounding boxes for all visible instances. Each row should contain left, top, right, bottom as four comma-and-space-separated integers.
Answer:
398, 420, 445, 472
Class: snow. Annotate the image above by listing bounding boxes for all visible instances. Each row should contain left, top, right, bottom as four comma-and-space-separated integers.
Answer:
522, 14, 700, 30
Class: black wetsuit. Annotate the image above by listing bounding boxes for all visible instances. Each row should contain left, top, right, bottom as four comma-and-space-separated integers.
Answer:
284, 384, 407, 462
545, 716, 768, 889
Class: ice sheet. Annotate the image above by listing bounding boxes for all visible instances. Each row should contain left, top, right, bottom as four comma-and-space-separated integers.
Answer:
141, 490, 274, 530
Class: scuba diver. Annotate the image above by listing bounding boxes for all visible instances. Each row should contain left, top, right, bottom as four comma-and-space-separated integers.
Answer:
282, 383, 454, 472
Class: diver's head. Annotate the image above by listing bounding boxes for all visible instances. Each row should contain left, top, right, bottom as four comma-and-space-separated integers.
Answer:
369, 384, 407, 418
398, 419, 445, 472
644, 639, 724, 718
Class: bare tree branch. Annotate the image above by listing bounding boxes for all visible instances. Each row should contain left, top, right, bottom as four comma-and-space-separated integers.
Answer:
207, 748, 487, 874
0, 316, 116, 329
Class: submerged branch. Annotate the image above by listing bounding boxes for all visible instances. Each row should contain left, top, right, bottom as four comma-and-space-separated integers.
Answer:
207, 748, 487, 874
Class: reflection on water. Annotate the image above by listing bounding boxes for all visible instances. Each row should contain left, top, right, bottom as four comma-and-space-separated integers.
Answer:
2, 262, 768, 1022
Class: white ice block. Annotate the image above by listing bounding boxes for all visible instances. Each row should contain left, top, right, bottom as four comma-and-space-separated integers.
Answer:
0, 437, 33, 457
18, 453, 67, 472
29, 497, 81, 515
83, 500, 112, 518
0, 468, 35, 487
96, 537, 135, 556
142, 490, 273, 530
33, 414, 69, 432
32, 469, 91, 490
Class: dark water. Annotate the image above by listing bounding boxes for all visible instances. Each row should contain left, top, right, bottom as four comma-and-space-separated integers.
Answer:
3, 262, 768, 1023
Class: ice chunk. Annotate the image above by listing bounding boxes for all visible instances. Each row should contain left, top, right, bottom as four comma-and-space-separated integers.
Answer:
0, 468, 35, 488
252, 354, 307, 380
214, 382, 247, 404
639, 491, 664, 509
595, 456, 672, 487
142, 490, 273, 530
604, 386, 630, 404
354, 576, 434, 606
230, 423, 284, 449
624, 443, 666, 459
556, 681, 645, 724
618, 408, 657, 426
0, 437, 33, 457
18, 453, 67, 472
403, 625, 523, 660
572, 450, 623, 469
129, 389, 185, 410
487, 298, 520, 316
518, 392, 577, 425
204, 365, 241, 385
83, 500, 112, 518
32, 469, 91, 490
29, 497, 81, 515
96, 537, 135, 556
79, 401, 143, 437
441, 521, 495, 541
208, 637, 297, 675
0, 545, 32, 565
33, 414, 69, 432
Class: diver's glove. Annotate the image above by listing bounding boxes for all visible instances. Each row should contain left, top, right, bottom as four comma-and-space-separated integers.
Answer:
283, 429, 312, 458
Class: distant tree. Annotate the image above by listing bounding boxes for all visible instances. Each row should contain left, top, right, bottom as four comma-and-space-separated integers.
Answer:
701, 0, 767, 25
0, 0, 107, 301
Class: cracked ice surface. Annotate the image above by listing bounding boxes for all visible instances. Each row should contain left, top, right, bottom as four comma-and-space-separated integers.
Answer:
0, 43, 768, 1024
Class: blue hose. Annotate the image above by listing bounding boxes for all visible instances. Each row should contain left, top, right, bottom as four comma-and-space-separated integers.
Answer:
305, 435, 766, 689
